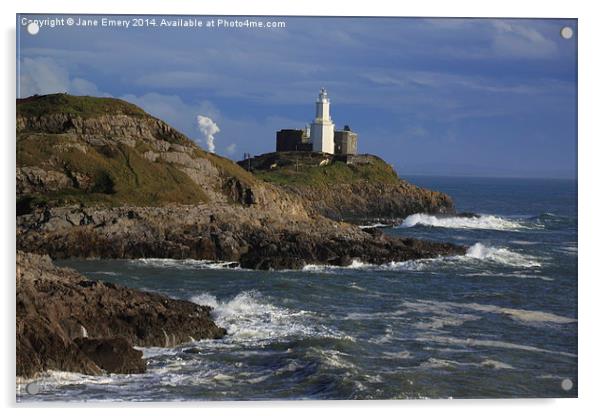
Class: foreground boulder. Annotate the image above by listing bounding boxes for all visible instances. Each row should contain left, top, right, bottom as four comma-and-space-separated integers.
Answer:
16, 251, 226, 378
74, 337, 146, 374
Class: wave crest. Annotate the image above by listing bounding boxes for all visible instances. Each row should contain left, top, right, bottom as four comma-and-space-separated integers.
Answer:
129, 258, 239, 270
466, 243, 541, 268
190, 291, 345, 343
399, 213, 525, 230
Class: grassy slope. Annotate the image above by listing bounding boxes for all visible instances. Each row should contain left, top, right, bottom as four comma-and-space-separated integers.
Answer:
16, 94, 261, 208
17, 133, 208, 207
17, 94, 147, 118
254, 157, 401, 188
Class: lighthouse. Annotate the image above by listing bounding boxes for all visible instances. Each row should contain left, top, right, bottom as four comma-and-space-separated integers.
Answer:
310, 88, 335, 154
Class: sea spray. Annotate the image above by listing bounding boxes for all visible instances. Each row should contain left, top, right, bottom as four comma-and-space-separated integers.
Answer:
399, 213, 526, 230
466, 243, 541, 268
190, 290, 345, 343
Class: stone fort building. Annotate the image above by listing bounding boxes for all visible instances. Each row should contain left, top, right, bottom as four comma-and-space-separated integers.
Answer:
276, 88, 358, 155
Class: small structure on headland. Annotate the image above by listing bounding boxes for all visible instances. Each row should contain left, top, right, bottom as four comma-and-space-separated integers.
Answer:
276, 88, 358, 156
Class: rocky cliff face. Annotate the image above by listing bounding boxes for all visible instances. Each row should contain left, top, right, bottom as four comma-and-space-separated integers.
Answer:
16, 251, 226, 378
240, 152, 454, 224
17, 94, 307, 218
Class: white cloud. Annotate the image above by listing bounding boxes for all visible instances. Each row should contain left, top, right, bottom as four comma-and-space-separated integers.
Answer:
491, 21, 558, 59
19, 57, 106, 98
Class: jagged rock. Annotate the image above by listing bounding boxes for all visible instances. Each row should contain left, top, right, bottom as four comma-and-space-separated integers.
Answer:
74, 337, 146, 374
16, 251, 226, 378
224, 177, 256, 206
16, 167, 72, 195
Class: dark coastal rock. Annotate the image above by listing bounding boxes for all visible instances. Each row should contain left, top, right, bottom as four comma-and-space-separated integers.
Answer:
454, 212, 480, 218
74, 337, 146, 374
17, 204, 467, 271
16, 251, 226, 378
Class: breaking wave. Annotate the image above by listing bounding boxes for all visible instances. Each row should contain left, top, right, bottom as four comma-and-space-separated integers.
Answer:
359, 223, 391, 229
130, 258, 240, 270
465, 243, 541, 268
302, 243, 542, 274
399, 213, 527, 230
190, 290, 346, 344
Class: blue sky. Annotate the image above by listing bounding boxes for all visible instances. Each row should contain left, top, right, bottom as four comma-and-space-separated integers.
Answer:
17, 15, 577, 178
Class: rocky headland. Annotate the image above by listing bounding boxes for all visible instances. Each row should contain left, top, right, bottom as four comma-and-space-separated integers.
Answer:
238, 151, 454, 224
16, 94, 465, 269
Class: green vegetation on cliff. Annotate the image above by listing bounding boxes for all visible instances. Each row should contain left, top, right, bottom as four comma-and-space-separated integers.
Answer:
17, 133, 208, 208
248, 152, 400, 188
16, 94, 259, 212
239, 152, 454, 222
17, 94, 147, 118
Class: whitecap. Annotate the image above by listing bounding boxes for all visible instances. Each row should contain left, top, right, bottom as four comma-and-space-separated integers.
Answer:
465, 243, 542, 268
405, 299, 575, 326
302, 258, 428, 273
88, 271, 120, 276
348, 282, 368, 292
382, 350, 412, 359
480, 359, 514, 370
399, 213, 528, 231
190, 290, 348, 344
458, 302, 576, 324
359, 222, 390, 229
419, 357, 460, 369
414, 335, 576, 358
129, 258, 240, 270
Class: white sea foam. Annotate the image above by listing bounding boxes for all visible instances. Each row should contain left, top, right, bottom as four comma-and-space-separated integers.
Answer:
463, 271, 553, 281
465, 243, 542, 268
456, 302, 575, 325
302, 259, 369, 272
359, 223, 390, 229
480, 359, 514, 370
190, 290, 347, 344
309, 348, 356, 370
381, 350, 412, 359
407, 299, 575, 326
303, 243, 543, 274
415, 335, 577, 358
401, 300, 482, 330
88, 271, 120, 276
418, 357, 514, 370
399, 213, 527, 230
348, 282, 368, 292
130, 258, 240, 270
302, 258, 428, 273
419, 357, 461, 369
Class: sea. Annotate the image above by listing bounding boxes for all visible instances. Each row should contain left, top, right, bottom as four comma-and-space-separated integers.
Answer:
17, 176, 578, 401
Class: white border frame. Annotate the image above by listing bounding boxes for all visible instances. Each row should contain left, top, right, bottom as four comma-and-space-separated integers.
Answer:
3, 1, 600, 414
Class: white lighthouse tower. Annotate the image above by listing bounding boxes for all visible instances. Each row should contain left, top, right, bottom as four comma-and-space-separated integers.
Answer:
310, 88, 335, 154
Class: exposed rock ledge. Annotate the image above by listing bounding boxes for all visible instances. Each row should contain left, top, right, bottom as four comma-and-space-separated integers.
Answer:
17, 205, 467, 270
16, 251, 226, 378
